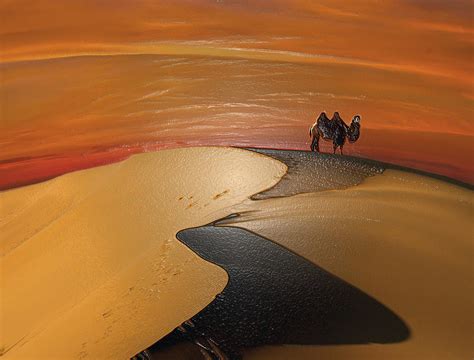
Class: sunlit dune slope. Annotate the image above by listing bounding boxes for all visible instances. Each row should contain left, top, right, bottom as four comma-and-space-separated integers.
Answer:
0, 147, 286, 359
219, 168, 473, 359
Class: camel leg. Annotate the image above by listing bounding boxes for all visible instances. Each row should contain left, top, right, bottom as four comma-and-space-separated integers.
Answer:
311, 134, 320, 152
333, 143, 338, 154
340, 145, 344, 155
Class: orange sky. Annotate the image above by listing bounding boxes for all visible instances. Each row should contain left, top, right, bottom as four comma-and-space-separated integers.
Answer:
0, 0, 473, 187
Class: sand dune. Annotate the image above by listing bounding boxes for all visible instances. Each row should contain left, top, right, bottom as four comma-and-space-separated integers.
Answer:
219, 168, 473, 359
0, 147, 285, 359
1, 147, 472, 359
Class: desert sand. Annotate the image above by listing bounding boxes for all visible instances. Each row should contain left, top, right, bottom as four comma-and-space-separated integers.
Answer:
0, 147, 285, 359
220, 168, 473, 359
1, 147, 472, 359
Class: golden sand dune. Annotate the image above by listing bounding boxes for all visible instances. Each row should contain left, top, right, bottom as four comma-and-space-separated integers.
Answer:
1, 147, 472, 359
0, 147, 286, 359
220, 169, 473, 359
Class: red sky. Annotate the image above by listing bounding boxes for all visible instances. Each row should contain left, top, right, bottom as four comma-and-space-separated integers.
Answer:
1, 0, 473, 188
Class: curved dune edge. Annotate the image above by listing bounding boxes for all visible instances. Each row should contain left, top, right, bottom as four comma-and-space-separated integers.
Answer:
247, 148, 384, 199
0, 147, 286, 359
220, 169, 473, 359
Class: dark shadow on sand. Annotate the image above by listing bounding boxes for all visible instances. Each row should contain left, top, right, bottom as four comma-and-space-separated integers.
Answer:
142, 225, 410, 359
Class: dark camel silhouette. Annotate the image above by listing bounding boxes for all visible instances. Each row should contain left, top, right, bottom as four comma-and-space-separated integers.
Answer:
310, 112, 361, 154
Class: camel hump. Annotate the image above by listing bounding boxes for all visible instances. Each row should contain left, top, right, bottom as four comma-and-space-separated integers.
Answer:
317, 112, 329, 124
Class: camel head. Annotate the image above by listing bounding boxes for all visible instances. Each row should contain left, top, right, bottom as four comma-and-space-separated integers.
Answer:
347, 115, 361, 143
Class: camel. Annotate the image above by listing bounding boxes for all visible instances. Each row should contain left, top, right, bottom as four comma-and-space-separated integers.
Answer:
309, 112, 361, 154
